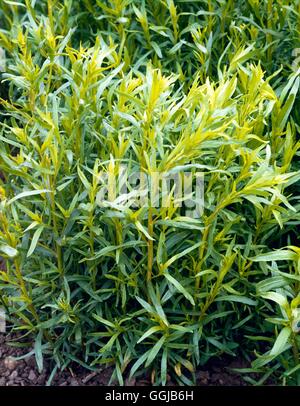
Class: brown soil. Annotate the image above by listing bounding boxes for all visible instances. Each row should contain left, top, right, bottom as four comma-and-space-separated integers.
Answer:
0, 334, 114, 386
0, 333, 258, 386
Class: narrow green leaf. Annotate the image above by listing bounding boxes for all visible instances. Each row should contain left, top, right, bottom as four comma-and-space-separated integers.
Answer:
34, 331, 43, 373
250, 250, 297, 262
137, 326, 163, 344
270, 327, 291, 356
0, 244, 18, 258
27, 226, 44, 257
7, 189, 51, 205
164, 272, 195, 306
145, 336, 166, 367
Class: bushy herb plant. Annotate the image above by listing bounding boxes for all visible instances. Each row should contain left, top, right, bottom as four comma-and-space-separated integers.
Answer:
0, 0, 300, 385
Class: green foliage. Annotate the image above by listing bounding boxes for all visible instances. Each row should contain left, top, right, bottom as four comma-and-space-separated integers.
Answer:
0, 0, 299, 385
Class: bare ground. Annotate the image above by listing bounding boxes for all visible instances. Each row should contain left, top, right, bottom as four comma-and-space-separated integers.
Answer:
0, 333, 263, 386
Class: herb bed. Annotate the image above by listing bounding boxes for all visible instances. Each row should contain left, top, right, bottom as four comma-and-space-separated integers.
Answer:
0, 0, 299, 386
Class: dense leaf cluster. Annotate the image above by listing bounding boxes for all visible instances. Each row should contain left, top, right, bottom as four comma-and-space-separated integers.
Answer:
0, 0, 299, 385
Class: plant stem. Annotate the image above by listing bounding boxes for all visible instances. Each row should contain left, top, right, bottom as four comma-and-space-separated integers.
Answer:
147, 207, 154, 282
14, 259, 39, 322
